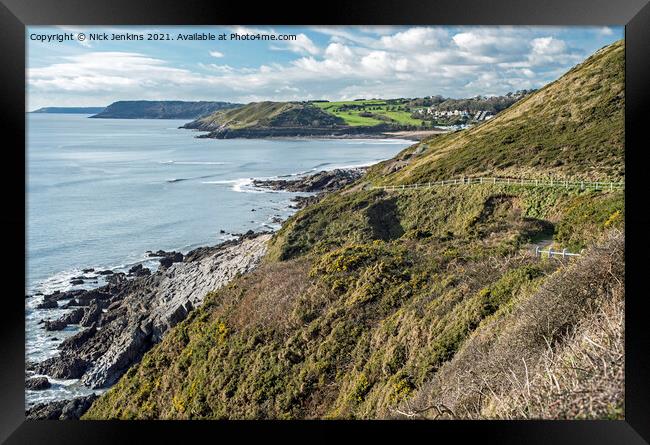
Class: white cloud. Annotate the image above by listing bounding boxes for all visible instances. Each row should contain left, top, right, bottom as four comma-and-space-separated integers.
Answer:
28, 26, 619, 108
29, 52, 201, 94
598, 26, 614, 36
530, 37, 568, 55
380, 27, 447, 52
527, 37, 581, 67
271, 33, 320, 55
452, 29, 529, 57
324, 42, 355, 62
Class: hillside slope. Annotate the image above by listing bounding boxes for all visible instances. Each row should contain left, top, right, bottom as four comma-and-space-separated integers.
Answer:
84, 40, 625, 420
91, 101, 239, 119
185, 101, 343, 129
367, 40, 624, 182
182, 101, 396, 138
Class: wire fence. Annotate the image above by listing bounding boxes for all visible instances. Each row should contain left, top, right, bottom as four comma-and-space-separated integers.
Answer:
370, 177, 625, 192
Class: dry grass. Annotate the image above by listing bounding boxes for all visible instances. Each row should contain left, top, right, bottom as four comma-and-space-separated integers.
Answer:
485, 285, 624, 419
223, 258, 312, 334
395, 230, 624, 419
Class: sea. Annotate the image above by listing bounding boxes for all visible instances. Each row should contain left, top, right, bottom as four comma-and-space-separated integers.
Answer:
25, 113, 411, 407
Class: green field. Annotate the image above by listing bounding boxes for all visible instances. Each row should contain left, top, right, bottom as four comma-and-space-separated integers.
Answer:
312, 100, 426, 127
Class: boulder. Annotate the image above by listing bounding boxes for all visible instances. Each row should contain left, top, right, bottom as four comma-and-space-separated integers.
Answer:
159, 252, 183, 269
128, 264, 151, 277
35, 355, 90, 379
60, 307, 85, 325
44, 289, 85, 302
107, 272, 127, 285
44, 319, 67, 331
37, 299, 58, 310
25, 376, 51, 390
80, 303, 103, 327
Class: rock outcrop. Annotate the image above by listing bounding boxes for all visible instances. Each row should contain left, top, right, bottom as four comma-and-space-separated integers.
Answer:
26, 395, 98, 420
252, 168, 365, 193
32, 233, 271, 392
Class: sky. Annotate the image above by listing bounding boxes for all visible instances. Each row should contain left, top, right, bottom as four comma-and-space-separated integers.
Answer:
26, 25, 623, 110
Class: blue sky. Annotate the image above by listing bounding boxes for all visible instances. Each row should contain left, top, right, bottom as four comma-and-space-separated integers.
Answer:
26, 25, 623, 110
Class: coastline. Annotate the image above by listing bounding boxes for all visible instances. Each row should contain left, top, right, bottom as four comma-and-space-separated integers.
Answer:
26, 231, 272, 419
25, 166, 365, 419
181, 124, 450, 142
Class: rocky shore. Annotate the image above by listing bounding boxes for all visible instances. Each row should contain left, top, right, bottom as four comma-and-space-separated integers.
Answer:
182, 120, 398, 140
26, 232, 271, 419
253, 168, 366, 209
252, 168, 365, 193
25, 168, 364, 419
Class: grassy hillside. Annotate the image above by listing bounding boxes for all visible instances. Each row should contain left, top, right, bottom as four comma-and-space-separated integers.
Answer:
84, 40, 625, 420
187, 101, 347, 131
188, 99, 435, 134
367, 40, 624, 182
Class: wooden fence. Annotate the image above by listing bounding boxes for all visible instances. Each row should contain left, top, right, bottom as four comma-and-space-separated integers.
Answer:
370, 177, 625, 192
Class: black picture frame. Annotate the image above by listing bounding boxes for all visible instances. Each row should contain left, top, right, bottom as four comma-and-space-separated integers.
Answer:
2, 0, 649, 443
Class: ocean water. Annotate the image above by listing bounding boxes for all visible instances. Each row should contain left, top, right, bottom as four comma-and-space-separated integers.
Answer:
25, 113, 411, 407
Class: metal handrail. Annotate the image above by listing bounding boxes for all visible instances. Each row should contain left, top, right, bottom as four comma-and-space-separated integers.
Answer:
534, 246, 582, 258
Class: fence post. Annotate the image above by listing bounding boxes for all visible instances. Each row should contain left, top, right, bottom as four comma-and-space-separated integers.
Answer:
562, 248, 567, 259
493, 177, 496, 184
535, 246, 540, 257
548, 247, 553, 258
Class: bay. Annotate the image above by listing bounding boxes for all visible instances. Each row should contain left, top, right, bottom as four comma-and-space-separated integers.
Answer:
25, 113, 411, 406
